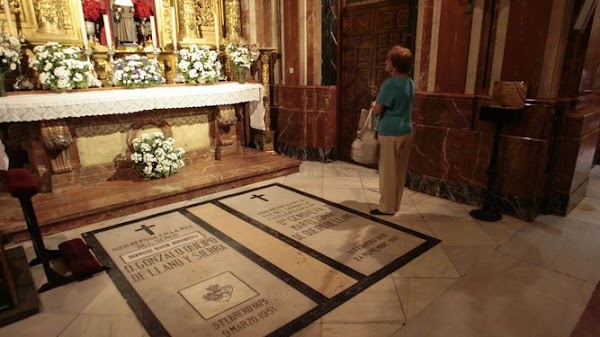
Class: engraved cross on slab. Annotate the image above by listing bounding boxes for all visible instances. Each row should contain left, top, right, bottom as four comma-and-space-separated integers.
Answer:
250, 194, 269, 202
135, 224, 156, 235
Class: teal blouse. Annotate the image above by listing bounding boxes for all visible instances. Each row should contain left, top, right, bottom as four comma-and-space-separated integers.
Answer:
376, 77, 414, 136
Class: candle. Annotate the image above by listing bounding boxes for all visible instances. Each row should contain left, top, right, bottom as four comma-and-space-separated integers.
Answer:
103, 14, 112, 48
150, 16, 157, 49
171, 7, 177, 50
3, 0, 14, 36
76, 0, 89, 50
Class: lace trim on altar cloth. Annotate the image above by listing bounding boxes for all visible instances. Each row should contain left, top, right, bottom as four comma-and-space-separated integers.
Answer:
0, 83, 266, 131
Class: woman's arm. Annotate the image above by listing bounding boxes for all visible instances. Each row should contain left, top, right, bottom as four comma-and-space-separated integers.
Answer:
371, 101, 385, 116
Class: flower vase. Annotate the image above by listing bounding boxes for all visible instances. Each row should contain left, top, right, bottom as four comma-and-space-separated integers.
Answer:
0, 71, 6, 97
237, 67, 246, 84
85, 21, 97, 42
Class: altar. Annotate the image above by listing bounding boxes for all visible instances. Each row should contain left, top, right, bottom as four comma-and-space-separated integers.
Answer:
0, 83, 267, 192
0, 0, 291, 241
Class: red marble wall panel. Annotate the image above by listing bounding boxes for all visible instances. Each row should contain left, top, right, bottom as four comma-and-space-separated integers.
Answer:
442, 129, 489, 184
274, 85, 337, 150
582, 0, 600, 94
306, 0, 318, 85
571, 129, 599, 191
495, 136, 548, 197
501, 0, 553, 98
434, 1, 472, 93
276, 108, 307, 148
283, 1, 300, 85
305, 89, 318, 146
411, 93, 557, 200
256, 0, 266, 46
552, 137, 584, 193
551, 100, 600, 194
409, 125, 445, 178
317, 87, 337, 149
413, 93, 474, 130
241, 0, 274, 47
417, 0, 434, 91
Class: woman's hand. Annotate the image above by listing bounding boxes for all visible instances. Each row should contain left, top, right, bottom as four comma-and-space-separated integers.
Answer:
372, 101, 384, 116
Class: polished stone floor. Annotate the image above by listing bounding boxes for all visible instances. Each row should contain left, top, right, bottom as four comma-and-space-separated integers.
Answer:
1, 161, 599, 337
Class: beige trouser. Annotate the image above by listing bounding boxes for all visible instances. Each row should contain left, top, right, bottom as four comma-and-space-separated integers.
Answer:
378, 133, 414, 214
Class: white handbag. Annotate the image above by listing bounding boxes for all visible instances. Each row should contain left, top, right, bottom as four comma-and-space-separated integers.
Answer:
351, 108, 378, 165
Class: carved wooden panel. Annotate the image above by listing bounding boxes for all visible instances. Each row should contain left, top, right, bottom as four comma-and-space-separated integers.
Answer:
338, 1, 415, 162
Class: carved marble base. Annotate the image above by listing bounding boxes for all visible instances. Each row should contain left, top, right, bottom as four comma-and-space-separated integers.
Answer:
276, 144, 336, 162
40, 122, 73, 174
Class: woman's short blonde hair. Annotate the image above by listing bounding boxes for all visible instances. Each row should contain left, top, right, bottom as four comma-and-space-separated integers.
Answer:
387, 46, 413, 74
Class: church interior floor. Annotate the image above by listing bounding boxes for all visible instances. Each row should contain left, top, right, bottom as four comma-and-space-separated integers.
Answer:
0, 148, 301, 243
1, 161, 599, 337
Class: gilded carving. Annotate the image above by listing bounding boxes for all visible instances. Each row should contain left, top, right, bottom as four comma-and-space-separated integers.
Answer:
223, 0, 240, 40
1, 0, 20, 17
40, 121, 73, 173
181, 0, 200, 38
216, 105, 237, 127
260, 51, 274, 152
177, 0, 220, 47
34, 0, 68, 34
197, 0, 215, 26
159, 0, 175, 45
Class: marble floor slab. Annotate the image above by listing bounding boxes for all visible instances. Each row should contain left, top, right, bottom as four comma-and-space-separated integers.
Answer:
81, 183, 438, 337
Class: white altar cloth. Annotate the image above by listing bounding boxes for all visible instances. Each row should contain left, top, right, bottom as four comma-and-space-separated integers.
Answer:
0, 82, 266, 130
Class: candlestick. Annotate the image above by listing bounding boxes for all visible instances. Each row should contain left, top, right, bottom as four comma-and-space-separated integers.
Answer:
106, 48, 115, 86
103, 14, 113, 49
3, 0, 14, 36
76, 0, 89, 50
171, 7, 177, 50
150, 16, 157, 50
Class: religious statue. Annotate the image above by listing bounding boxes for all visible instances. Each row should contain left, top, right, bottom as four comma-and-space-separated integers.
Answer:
113, 0, 137, 44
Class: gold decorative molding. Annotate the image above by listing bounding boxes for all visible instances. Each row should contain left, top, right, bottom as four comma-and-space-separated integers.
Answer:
223, 0, 240, 41
4, 0, 79, 45
177, 0, 222, 48
8, 1, 224, 49
257, 49, 277, 152
181, 0, 200, 39
34, 0, 67, 34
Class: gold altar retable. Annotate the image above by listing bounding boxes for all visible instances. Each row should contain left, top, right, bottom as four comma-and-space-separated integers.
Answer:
0, 0, 279, 192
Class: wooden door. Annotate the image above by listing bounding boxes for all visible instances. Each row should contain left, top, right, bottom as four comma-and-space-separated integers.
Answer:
337, 1, 416, 162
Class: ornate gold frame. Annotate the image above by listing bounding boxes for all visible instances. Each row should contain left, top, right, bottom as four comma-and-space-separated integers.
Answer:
1, 0, 233, 50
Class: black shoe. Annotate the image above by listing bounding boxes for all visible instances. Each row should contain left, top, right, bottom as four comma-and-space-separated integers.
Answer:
370, 209, 393, 216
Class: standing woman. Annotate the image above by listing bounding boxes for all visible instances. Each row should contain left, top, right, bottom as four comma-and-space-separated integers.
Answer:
370, 45, 415, 216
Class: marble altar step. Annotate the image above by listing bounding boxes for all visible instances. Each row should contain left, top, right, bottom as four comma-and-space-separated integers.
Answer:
0, 149, 300, 244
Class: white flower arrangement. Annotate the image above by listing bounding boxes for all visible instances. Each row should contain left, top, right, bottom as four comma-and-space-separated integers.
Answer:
225, 41, 259, 70
131, 132, 185, 180
0, 33, 22, 73
29, 42, 101, 92
113, 54, 165, 89
177, 45, 222, 84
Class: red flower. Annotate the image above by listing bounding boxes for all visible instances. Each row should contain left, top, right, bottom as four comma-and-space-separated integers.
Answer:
82, 0, 103, 22
134, 0, 152, 18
